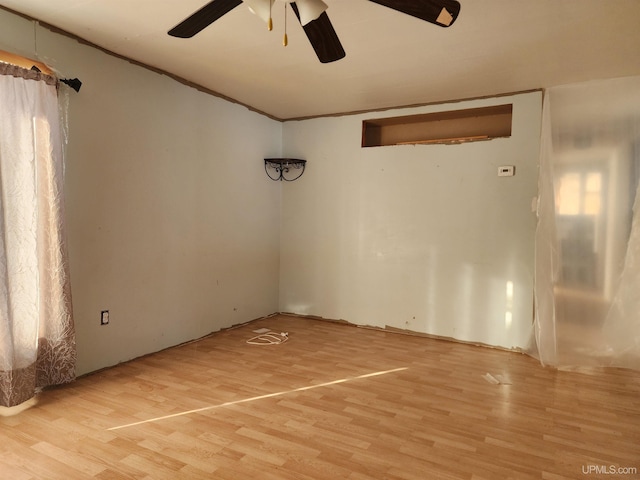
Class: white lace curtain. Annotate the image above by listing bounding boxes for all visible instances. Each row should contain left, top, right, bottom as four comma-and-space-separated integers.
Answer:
0, 63, 75, 407
534, 76, 640, 370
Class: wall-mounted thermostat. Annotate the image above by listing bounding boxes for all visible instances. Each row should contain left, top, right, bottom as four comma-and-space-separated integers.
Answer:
498, 165, 515, 177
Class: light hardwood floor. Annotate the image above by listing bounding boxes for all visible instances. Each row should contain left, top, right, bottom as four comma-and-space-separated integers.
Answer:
1, 314, 639, 479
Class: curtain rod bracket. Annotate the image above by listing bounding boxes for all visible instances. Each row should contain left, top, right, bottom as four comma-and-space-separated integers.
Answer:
60, 78, 82, 92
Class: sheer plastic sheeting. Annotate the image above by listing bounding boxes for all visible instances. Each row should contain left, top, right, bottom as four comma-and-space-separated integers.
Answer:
534, 76, 640, 370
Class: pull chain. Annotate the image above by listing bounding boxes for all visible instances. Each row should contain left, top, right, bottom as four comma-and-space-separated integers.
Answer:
283, 3, 288, 46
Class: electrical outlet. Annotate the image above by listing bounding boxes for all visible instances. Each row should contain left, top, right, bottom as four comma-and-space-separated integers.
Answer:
101, 310, 109, 325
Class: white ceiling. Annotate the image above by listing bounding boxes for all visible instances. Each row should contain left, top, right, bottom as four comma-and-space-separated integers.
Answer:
2, 0, 640, 120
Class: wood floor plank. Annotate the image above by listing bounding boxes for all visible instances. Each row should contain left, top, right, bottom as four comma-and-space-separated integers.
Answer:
1, 314, 639, 479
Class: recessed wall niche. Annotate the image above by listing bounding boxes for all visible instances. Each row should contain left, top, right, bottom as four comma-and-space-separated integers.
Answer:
362, 104, 513, 147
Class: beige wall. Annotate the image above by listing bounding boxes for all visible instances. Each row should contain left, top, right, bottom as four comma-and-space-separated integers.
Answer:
280, 93, 542, 350
1, 10, 283, 375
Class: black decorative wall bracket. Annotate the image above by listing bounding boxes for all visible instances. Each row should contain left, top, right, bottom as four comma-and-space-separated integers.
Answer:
264, 158, 306, 181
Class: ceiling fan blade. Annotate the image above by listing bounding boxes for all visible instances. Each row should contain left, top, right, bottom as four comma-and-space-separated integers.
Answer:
290, 3, 346, 64
368, 0, 461, 27
168, 0, 243, 38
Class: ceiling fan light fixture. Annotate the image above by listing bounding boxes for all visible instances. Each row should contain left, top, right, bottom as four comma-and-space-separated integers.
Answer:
243, 0, 275, 27
288, 0, 328, 26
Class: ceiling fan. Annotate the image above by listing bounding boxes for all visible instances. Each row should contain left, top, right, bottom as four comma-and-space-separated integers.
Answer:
168, 0, 461, 64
